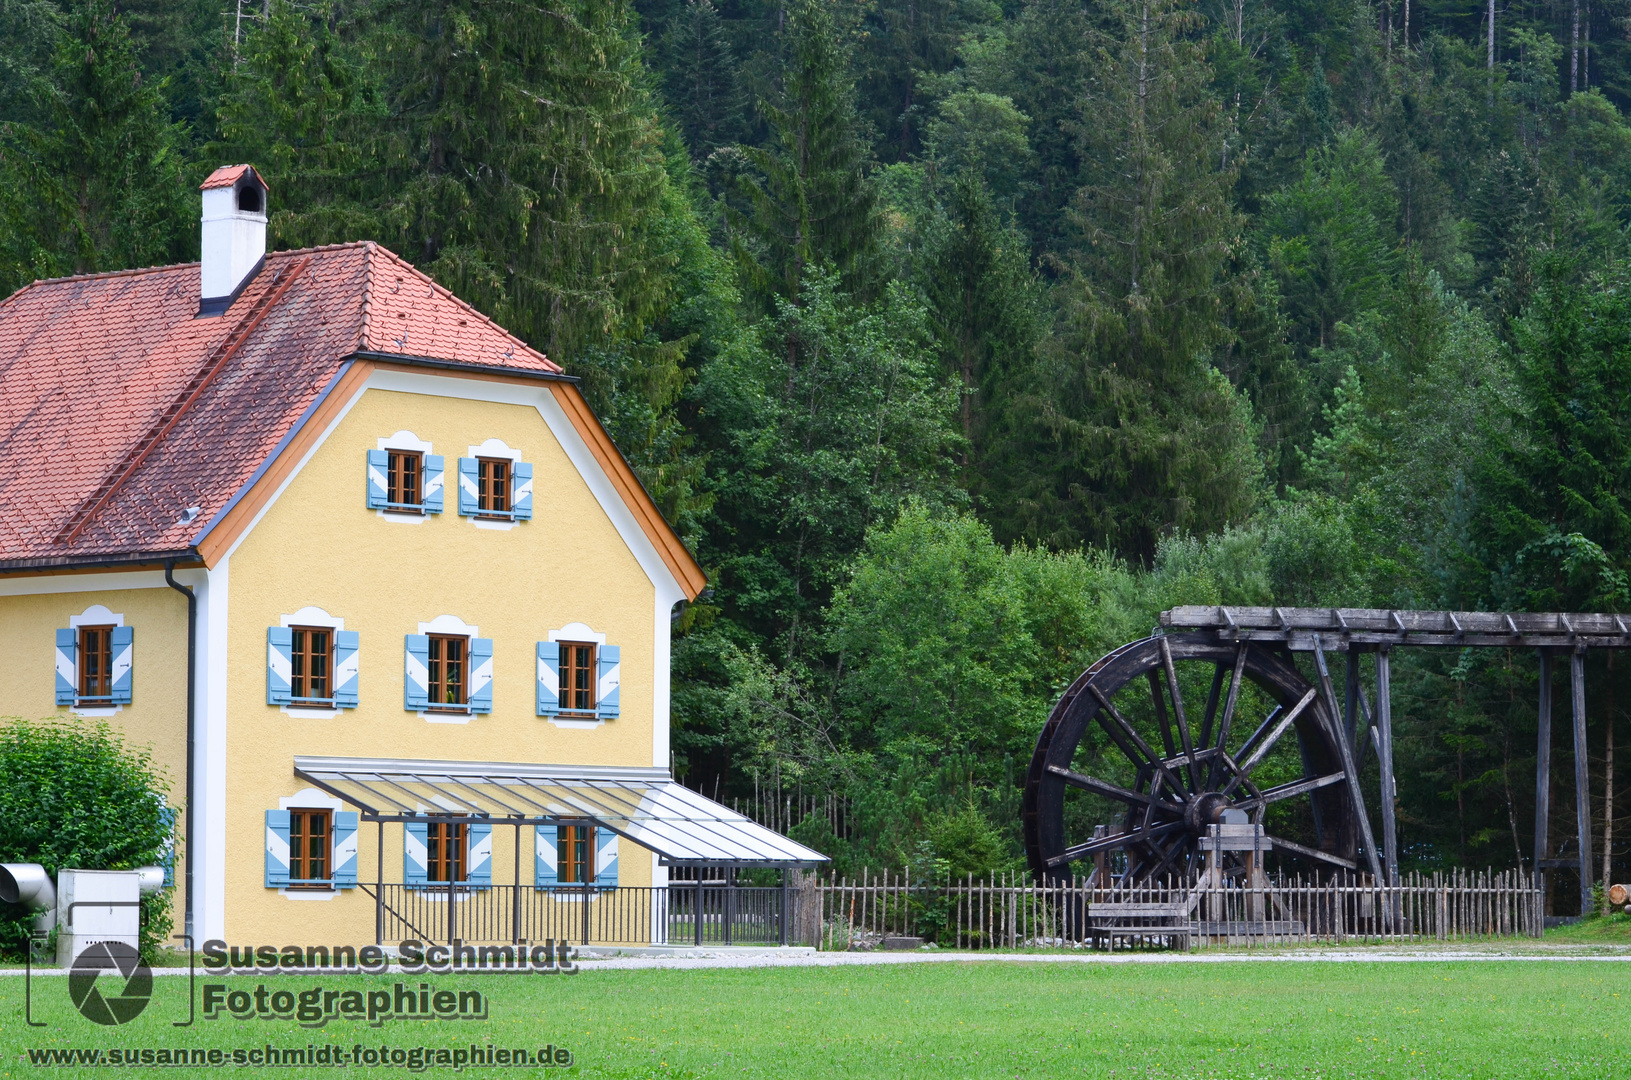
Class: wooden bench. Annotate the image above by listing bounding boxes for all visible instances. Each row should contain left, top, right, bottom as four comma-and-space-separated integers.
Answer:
1087, 901, 1193, 950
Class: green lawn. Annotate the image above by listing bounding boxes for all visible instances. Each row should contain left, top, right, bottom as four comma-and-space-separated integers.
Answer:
3, 959, 1628, 1078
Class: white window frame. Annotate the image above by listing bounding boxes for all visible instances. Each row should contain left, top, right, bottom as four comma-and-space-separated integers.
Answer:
417, 614, 480, 724
545, 622, 608, 729
276, 788, 345, 901
68, 604, 126, 717
465, 438, 525, 531
376, 430, 435, 524
278, 607, 346, 718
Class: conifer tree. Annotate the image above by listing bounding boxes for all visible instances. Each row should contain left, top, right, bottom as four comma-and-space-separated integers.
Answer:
735, 0, 879, 310
660, 0, 744, 162
922, 172, 1042, 472
0, 0, 188, 294
988, 0, 1260, 560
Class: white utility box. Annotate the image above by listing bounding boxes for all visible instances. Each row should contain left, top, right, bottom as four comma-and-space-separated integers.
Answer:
56, 870, 143, 968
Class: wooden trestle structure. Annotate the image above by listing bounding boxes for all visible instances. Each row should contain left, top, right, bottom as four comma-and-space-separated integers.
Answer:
1022, 607, 1627, 918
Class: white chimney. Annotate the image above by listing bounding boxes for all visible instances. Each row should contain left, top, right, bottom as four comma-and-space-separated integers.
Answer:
198, 164, 269, 316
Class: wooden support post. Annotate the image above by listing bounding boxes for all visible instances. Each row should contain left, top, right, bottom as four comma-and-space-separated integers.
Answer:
1345, 649, 1361, 753
1377, 648, 1398, 888
1312, 635, 1385, 885
1572, 647, 1595, 917
1536, 649, 1553, 916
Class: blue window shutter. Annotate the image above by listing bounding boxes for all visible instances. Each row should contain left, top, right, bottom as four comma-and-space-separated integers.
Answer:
596, 645, 621, 719
536, 641, 560, 716
457, 457, 479, 515
160, 805, 177, 888
468, 637, 494, 714
594, 828, 619, 889
422, 455, 446, 514
109, 625, 134, 705
468, 822, 493, 888
512, 462, 533, 520
404, 821, 428, 887
404, 635, 430, 710
366, 449, 388, 509
266, 627, 293, 705
333, 630, 360, 708
55, 628, 76, 706
332, 812, 359, 887
265, 810, 291, 888
535, 825, 558, 888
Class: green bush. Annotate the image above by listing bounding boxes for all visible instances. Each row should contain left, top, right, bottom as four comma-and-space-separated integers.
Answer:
0, 719, 177, 961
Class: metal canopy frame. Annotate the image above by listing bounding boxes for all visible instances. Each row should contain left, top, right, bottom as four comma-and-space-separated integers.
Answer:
292, 756, 828, 869
1161, 606, 1622, 917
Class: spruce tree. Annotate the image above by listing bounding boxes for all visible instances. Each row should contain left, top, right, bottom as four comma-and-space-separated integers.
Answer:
988, 0, 1260, 560
0, 0, 188, 294
921, 172, 1042, 473
660, 0, 744, 162
735, 0, 879, 311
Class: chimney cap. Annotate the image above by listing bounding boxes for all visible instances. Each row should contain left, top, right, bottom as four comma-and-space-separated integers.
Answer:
200, 164, 269, 194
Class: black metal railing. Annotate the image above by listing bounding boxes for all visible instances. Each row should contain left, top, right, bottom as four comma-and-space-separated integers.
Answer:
367, 884, 792, 947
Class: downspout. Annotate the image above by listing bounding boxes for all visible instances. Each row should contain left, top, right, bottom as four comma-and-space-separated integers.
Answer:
165, 560, 197, 943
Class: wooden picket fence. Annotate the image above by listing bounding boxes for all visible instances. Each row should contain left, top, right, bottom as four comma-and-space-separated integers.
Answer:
809, 867, 1545, 950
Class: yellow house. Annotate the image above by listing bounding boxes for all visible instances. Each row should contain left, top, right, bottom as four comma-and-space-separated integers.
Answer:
0, 165, 820, 953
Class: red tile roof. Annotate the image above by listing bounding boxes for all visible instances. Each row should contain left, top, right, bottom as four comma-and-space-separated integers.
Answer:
200, 164, 260, 190
0, 242, 563, 570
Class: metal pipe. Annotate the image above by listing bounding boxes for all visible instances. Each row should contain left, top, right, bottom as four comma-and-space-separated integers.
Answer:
164, 560, 197, 942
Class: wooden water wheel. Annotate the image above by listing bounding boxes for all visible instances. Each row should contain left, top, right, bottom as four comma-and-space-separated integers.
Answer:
1022, 633, 1372, 884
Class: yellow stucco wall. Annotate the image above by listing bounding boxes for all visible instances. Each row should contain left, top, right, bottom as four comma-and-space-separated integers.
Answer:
224, 386, 657, 944
0, 584, 189, 932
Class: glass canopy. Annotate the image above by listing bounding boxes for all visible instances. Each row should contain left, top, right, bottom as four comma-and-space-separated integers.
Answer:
293, 756, 828, 867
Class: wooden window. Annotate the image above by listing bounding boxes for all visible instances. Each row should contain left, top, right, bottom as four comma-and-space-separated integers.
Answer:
77, 625, 114, 698
557, 825, 594, 884
558, 642, 595, 714
477, 458, 510, 515
289, 627, 331, 701
387, 451, 422, 507
428, 635, 466, 707
289, 809, 331, 883
427, 821, 467, 882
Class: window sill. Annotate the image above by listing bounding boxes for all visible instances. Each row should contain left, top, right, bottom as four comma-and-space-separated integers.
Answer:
68, 699, 123, 718
544, 713, 604, 730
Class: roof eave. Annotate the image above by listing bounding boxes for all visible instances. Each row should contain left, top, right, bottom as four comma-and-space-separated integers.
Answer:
352, 350, 576, 383
0, 548, 205, 576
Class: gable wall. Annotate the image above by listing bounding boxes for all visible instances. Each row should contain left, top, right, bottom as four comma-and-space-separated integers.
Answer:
221, 381, 667, 942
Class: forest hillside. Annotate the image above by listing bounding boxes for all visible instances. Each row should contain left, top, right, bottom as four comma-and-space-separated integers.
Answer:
3, 0, 1630, 881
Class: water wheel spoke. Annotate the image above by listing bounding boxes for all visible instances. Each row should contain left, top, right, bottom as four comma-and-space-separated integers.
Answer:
1143, 829, 1191, 881
1234, 703, 1283, 764
1240, 771, 1346, 809
1159, 637, 1201, 791
1212, 747, 1265, 803
1206, 642, 1249, 790
1261, 833, 1358, 871
1045, 765, 1178, 811
1222, 688, 1317, 797
1049, 821, 1185, 868
1089, 683, 1188, 802
1198, 662, 1227, 753
1146, 671, 1178, 762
